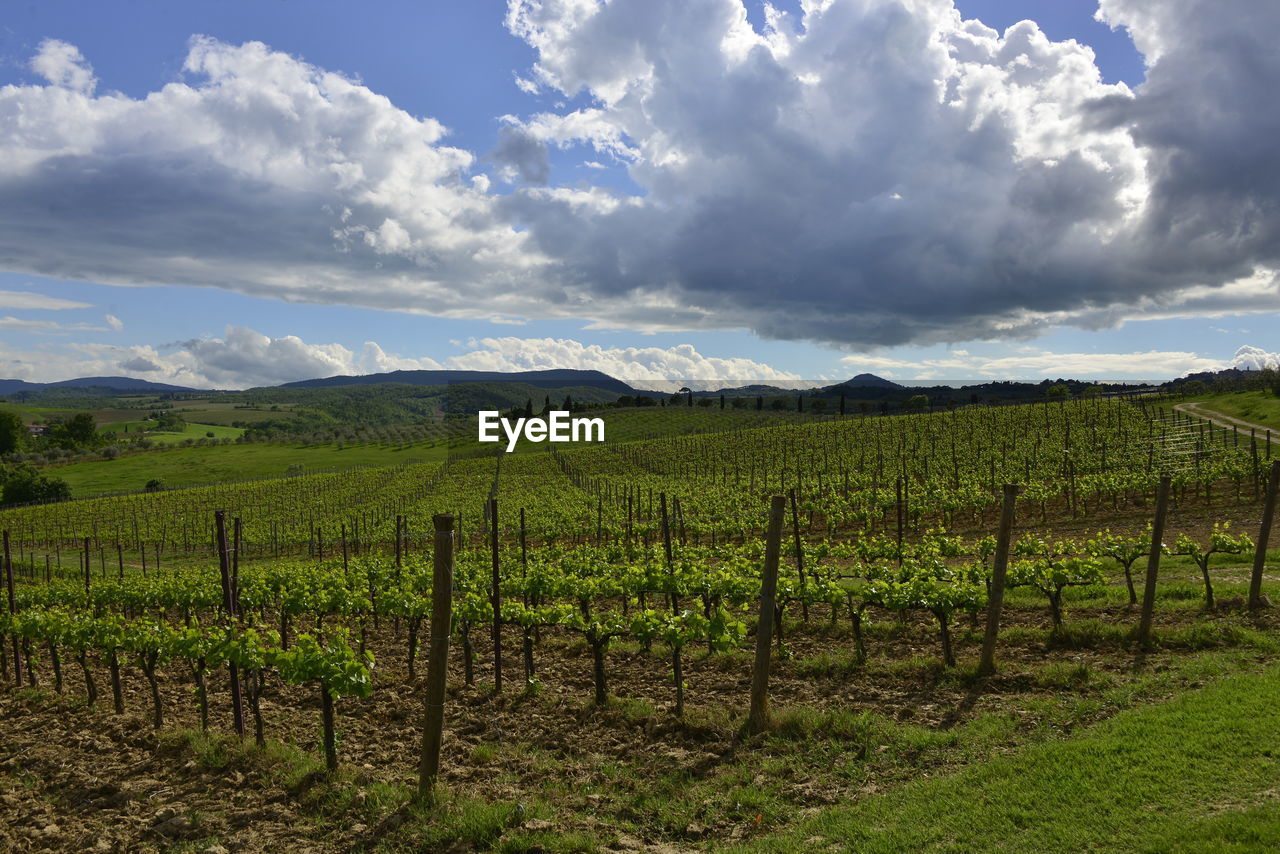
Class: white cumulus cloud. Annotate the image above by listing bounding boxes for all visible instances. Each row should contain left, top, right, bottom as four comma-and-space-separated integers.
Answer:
0, 327, 802, 390
30, 39, 96, 95
446, 336, 804, 389
1231, 345, 1280, 372
0, 3, 1277, 350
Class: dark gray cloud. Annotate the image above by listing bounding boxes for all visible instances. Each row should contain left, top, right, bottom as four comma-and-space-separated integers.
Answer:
496, 0, 1280, 346
118, 356, 161, 372
1096, 0, 1280, 278
488, 125, 551, 185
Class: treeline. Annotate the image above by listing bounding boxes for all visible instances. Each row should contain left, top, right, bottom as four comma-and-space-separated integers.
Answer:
1168, 367, 1280, 397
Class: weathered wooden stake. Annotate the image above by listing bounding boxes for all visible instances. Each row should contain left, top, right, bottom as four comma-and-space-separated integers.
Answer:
4, 531, 20, 687
788, 488, 809, 622
747, 495, 786, 736
1137, 475, 1172, 648
1249, 460, 1280, 610
418, 514, 455, 801
215, 511, 245, 736
978, 485, 1019, 675
490, 498, 502, 692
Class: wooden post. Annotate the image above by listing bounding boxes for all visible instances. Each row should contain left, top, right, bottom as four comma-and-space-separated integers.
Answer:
4, 531, 20, 687
215, 511, 245, 736
747, 496, 786, 736
418, 514, 455, 801
1137, 475, 1172, 648
660, 493, 675, 608
395, 514, 403, 573
520, 507, 534, 681
788, 488, 809, 622
978, 485, 1019, 675
232, 517, 241, 607
489, 498, 502, 692
1249, 460, 1280, 610
895, 477, 904, 561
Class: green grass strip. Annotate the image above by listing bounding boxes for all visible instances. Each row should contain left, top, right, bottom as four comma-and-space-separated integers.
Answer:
739, 661, 1280, 853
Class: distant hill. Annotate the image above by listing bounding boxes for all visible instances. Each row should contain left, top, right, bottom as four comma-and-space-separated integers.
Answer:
47, 376, 198, 392
709, 383, 795, 396
0, 376, 197, 394
1171, 366, 1269, 387
0, 379, 46, 395
830, 373, 905, 390
278, 368, 637, 395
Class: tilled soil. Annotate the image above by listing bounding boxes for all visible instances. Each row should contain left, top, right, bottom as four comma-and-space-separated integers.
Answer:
2, 594, 1277, 853
2, 495, 1278, 852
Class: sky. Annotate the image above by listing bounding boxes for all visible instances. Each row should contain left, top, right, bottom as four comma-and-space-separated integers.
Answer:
1, 0, 1279, 389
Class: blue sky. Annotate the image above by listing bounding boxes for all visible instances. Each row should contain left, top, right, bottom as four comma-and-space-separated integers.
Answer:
0, 0, 1277, 388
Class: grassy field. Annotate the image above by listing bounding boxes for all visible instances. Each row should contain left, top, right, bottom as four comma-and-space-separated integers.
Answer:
744, 656, 1280, 853
107, 420, 245, 444
0, 402, 147, 426
1180, 390, 1280, 432
0, 398, 307, 429
44, 406, 829, 496
454, 405, 832, 455
48, 440, 450, 495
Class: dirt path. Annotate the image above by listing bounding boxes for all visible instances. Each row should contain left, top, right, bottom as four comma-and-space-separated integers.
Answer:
1173, 402, 1280, 444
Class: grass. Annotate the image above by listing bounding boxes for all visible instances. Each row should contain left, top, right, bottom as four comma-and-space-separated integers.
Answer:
10, 633, 1278, 852
738, 658, 1280, 853
32, 404, 829, 495
0, 402, 147, 426
46, 440, 450, 495
107, 419, 244, 444
1180, 390, 1280, 433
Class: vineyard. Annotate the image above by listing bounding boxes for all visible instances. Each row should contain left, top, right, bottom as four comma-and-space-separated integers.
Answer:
2, 397, 1279, 852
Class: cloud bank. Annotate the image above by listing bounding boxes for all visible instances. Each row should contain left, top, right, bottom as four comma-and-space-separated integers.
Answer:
0, 2, 1278, 348
3, 324, 1266, 388
0, 327, 798, 389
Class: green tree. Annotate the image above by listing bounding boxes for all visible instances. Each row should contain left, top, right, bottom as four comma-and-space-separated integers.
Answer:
1, 465, 71, 506
0, 409, 24, 454
1046, 384, 1070, 400
48, 412, 101, 448
904, 394, 929, 413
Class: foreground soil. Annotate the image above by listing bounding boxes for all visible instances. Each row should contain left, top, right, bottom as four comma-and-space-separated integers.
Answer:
2, 590, 1278, 853
3, 494, 1279, 852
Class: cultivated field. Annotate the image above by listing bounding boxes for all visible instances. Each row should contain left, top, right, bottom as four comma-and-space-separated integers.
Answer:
2, 397, 1279, 852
